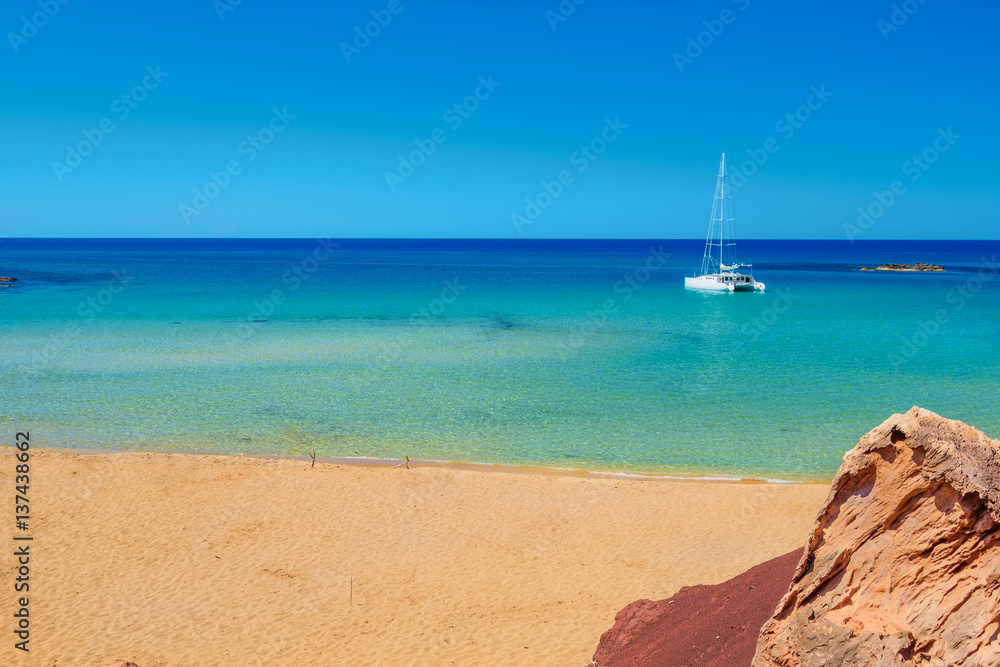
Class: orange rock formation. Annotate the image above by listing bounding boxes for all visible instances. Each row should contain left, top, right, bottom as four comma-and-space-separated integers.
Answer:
754, 407, 1000, 666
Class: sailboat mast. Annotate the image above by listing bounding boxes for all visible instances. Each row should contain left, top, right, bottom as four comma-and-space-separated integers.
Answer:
719, 153, 725, 272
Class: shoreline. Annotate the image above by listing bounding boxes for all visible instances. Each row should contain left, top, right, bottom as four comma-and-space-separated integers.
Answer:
33, 446, 825, 485
1, 446, 830, 665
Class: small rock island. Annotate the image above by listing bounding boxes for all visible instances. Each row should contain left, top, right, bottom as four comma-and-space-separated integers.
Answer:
0, 276, 18, 283
860, 263, 944, 272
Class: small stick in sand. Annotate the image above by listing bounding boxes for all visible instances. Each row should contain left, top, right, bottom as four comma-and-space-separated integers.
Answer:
310, 445, 316, 468
393, 455, 411, 470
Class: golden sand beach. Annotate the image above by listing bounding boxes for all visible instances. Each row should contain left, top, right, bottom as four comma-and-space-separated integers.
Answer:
1, 450, 828, 666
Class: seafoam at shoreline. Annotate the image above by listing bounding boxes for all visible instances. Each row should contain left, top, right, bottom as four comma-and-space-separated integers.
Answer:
31, 446, 816, 484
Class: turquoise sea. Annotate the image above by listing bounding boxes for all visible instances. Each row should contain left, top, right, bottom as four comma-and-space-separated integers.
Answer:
1, 239, 998, 482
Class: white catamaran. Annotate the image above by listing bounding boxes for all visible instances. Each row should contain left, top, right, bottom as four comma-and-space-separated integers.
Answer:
685, 153, 765, 292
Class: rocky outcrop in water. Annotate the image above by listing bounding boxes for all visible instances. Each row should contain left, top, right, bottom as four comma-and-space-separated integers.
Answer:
592, 549, 802, 667
753, 407, 1000, 667
0, 276, 17, 282
860, 263, 944, 272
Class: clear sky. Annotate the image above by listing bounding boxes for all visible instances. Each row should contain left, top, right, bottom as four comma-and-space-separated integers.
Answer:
1, 0, 997, 239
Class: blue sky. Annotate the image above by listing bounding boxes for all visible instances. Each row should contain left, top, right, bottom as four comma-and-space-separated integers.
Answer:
1, 0, 997, 238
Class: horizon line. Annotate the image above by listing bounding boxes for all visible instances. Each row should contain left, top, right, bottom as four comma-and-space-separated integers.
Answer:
3, 237, 998, 242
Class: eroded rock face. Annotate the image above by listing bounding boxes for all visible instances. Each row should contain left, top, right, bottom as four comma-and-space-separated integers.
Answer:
753, 407, 1000, 667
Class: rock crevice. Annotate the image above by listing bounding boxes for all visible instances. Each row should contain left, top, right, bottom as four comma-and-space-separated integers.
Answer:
753, 407, 1000, 667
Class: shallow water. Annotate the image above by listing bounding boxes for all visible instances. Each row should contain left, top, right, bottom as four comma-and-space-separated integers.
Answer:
2, 238, 998, 481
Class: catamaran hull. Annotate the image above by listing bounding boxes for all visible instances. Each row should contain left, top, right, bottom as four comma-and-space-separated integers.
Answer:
684, 275, 763, 292
685, 276, 732, 291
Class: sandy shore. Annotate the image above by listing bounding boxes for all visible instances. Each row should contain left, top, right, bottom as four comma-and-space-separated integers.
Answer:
1, 449, 829, 666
